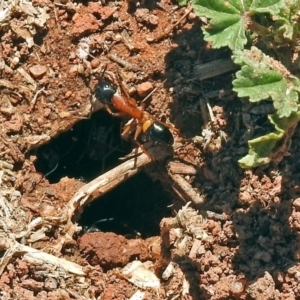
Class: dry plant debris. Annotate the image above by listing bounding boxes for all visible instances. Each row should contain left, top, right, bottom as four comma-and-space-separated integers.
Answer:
0, 0, 300, 299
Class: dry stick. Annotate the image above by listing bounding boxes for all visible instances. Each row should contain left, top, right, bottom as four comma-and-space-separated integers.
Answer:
199, 97, 209, 127
58, 146, 171, 252
0, 237, 85, 276
195, 58, 237, 126
168, 172, 205, 206
168, 161, 197, 175
108, 53, 138, 71
30, 86, 45, 111
190, 58, 237, 81
67, 152, 152, 222
54, 152, 153, 252
17, 67, 37, 91
141, 79, 167, 104
121, 29, 135, 51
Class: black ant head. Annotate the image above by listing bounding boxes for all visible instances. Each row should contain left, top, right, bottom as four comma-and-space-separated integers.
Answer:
95, 81, 116, 104
142, 122, 174, 146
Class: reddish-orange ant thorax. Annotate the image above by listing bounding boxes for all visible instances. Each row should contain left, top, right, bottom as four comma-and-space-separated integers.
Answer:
94, 80, 174, 148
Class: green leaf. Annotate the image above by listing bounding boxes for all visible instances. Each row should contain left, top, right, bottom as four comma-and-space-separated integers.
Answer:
178, 0, 189, 5
272, 0, 300, 40
191, 0, 284, 51
232, 47, 300, 118
239, 111, 300, 168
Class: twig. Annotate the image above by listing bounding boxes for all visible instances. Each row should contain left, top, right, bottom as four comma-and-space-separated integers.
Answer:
190, 59, 237, 81
168, 161, 197, 175
108, 53, 138, 71
55, 145, 172, 252
206, 211, 228, 221
66, 152, 152, 222
168, 172, 205, 206
17, 67, 37, 91
205, 97, 215, 122
30, 86, 45, 111
199, 97, 209, 126
53, 4, 61, 30
0, 237, 85, 276
141, 79, 167, 103
121, 29, 135, 51
54, 152, 153, 251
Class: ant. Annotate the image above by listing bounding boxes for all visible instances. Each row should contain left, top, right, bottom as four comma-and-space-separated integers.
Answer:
94, 71, 174, 158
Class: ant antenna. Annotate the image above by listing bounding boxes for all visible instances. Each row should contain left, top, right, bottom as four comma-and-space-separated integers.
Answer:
99, 63, 108, 82
141, 79, 167, 103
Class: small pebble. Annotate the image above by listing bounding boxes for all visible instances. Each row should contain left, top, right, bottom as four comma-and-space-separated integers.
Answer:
44, 278, 58, 291
293, 198, 300, 210
58, 111, 71, 118
91, 58, 100, 68
29, 64, 47, 78
77, 63, 85, 74
136, 81, 153, 97
69, 65, 78, 76
149, 15, 159, 26
65, 91, 73, 98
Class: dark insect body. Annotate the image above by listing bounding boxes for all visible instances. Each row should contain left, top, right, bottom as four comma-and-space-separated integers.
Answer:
95, 79, 174, 156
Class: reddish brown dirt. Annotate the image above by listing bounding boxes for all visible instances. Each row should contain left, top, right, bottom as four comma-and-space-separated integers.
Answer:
1, 0, 300, 299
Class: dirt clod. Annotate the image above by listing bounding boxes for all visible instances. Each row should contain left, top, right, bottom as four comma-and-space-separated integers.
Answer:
136, 81, 154, 97
78, 232, 149, 270
246, 272, 275, 300
28, 64, 48, 78
72, 13, 100, 38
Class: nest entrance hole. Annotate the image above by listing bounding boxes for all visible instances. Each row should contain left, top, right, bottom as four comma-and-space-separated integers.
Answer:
80, 171, 172, 238
32, 110, 173, 238
33, 110, 130, 183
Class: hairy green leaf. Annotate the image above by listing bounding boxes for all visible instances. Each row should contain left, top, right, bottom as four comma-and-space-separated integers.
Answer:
238, 111, 300, 168
233, 47, 300, 118
178, 0, 189, 5
272, 0, 300, 40
192, 0, 284, 51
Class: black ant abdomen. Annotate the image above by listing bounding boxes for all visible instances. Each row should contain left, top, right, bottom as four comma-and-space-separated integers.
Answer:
93, 72, 175, 158
141, 122, 174, 146
95, 81, 116, 104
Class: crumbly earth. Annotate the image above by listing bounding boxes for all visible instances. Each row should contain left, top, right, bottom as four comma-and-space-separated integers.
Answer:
1, 0, 300, 299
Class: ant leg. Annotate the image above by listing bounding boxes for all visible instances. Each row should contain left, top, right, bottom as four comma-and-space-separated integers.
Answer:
105, 105, 128, 117
116, 73, 132, 99
133, 124, 153, 160
154, 119, 179, 133
88, 95, 98, 119
121, 119, 136, 138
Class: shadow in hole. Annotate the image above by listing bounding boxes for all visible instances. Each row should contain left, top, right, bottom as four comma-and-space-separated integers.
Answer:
32, 111, 173, 238
33, 28, 49, 46
79, 171, 173, 238
32, 110, 130, 183
160, 15, 300, 297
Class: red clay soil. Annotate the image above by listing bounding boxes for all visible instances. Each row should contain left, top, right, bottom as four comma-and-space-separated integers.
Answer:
1, 0, 300, 299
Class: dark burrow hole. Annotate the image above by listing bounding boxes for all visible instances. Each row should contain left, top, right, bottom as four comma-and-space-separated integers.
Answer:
33, 110, 130, 183
80, 171, 172, 238
32, 110, 173, 238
